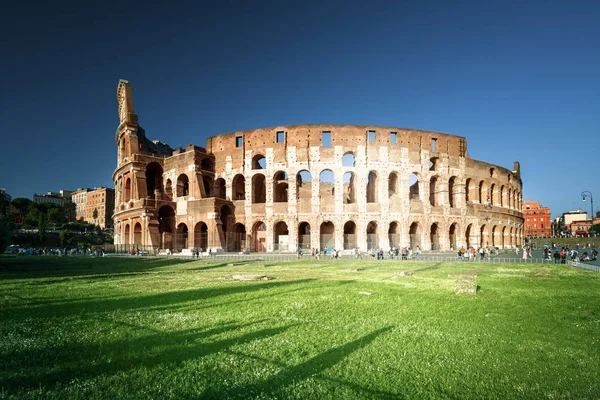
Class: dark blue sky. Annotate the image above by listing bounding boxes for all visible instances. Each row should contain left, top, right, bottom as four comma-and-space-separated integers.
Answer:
1, 0, 598, 218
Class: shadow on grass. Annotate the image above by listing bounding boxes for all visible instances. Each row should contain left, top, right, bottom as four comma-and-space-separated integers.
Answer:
203, 326, 396, 398
0, 256, 197, 280
0, 321, 293, 393
2, 278, 316, 319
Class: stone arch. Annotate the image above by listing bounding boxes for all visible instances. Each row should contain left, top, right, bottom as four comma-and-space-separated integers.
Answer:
465, 178, 473, 203
232, 223, 246, 252
388, 172, 399, 198
501, 226, 507, 248
220, 205, 232, 249
343, 172, 356, 204
430, 223, 440, 250
165, 179, 173, 200
367, 171, 378, 203
342, 152, 355, 167
298, 222, 311, 250
297, 170, 312, 203
145, 162, 163, 199
320, 221, 335, 252
133, 222, 142, 245
176, 223, 189, 250
479, 181, 487, 204
448, 176, 457, 208
158, 205, 175, 250
232, 174, 245, 200
480, 224, 489, 248
409, 173, 420, 201
252, 154, 266, 170
252, 174, 266, 203
201, 157, 215, 172
319, 170, 335, 205
409, 222, 422, 250
490, 183, 497, 206
388, 221, 400, 249
366, 221, 378, 250
202, 175, 213, 197
252, 221, 267, 252
194, 221, 208, 250
124, 223, 130, 245
509, 227, 514, 247
465, 223, 474, 248
273, 221, 289, 251
215, 178, 226, 199
429, 157, 438, 171
343, 221, 356, 250
429, 175, 440, 207
177, 174, 189, 197
491, 225, 498, 247
273, 171, 289, 203
124, 178, 131, 202
449, 223, 458, 250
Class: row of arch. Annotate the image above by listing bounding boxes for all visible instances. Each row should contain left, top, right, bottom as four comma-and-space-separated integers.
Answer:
116, 161, 523, 212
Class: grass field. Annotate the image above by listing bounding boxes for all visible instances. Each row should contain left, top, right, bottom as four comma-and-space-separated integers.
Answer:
1, 256, 599, 399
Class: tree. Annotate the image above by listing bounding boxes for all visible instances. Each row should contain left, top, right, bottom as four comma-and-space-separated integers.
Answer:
63, 202, 76, 223
0, 216, 10, 252
11, 198, 32, 215
59, 229, 75, 248
92, 208, 99, 221
38, 213, 47, 243
47, 207, 63, 225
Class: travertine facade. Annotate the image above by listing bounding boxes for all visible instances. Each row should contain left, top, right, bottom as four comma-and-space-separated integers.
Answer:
113, 80, 524, 252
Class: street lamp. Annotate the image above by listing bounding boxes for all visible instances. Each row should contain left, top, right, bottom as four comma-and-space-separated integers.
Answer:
582, 191, 594, 221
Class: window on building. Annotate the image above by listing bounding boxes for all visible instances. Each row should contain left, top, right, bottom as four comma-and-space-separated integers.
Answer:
368, 130, 376, 142
322, 131, 331, 147
390, 132, 397, 143
236, 136, 243, 147
276, 131, 285, 143
431, 138, 437, 152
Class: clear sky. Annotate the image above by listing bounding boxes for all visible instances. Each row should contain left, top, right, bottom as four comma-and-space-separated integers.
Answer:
0, 0, 598, 219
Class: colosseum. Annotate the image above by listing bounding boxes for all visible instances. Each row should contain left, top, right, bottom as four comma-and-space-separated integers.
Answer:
112, 80, 525, 254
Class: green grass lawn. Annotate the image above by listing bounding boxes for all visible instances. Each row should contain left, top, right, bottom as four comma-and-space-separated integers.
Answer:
1, 256, 599, 399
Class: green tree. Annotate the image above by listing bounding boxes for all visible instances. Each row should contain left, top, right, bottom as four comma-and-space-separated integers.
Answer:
0, 196, 10, 217
38, 213, 47, 244
47, 207, 63, 225
0, 216, 10, 252
63, 202, 76, 223
59, 229, 75, 248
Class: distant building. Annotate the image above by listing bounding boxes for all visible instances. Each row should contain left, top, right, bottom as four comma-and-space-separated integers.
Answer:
552, 210, 591, 237
0, 188, 12, 203
84, 187, 115, 229
71, 188, 91, 220
570, 220, 592, 236
33, 190, 73, 206
523, 201, 551, 237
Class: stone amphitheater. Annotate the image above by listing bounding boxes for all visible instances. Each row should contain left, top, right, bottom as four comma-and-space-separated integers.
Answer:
112, 80, 524, 253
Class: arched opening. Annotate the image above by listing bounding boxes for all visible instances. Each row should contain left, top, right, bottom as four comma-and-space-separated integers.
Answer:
388, 172, 399, 198
133, 222, 142, 245
232, 174, 245, 200
320, 221, 334, 252
158, 205, 175, 250
252, 221, 267, 252
215, 178, 226, 199
343, 221, 356, 250
273, 221, 289, 251
409, 222, 421, 250
429, 157, 438, 171
388, 221, 399, 249
479, 181, 487, 204
232, 223, 246, 252
220, 205, 232, 249
449, 223, 457, 250
448, 177, 456, 208
465, 224, 473, 248
429, 176, 439, 207
273, 171, 289, 202
343, 172, 356, 204
176, 223, 189, 250
480, 224, 489, 248
409, 173, 420, 201
202, 175, 213, 197
509, 227, 514, 247
298, 222, 311, 250
124, 224, 130, 245
165, 179, 173, 200
120, 139, 126, 160
297, 171, 312, 205
145, 162, 164, 199
366, 221, 378, 250
499, 185, 505, 207
342, 152, 355, 167
430, 223, 440, 250
319, 170, 335, 205
367, 171, 378, 203
201, 157, 214, 172
124, 178, 131, 202
490, 184, 497, 206
491, 225, 497, 247
252, 154, 266, 170
252, 174, 266, 203
177, 174, 190, 197
501, 226, 506, 248
194, 222, 208, 251
465, 178, 472, 203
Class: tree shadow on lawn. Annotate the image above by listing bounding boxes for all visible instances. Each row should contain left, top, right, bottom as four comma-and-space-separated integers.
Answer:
2, 278, 317, 320
0, 321, 294, 393
202, 326, 397, 399
0, 257, 197, 280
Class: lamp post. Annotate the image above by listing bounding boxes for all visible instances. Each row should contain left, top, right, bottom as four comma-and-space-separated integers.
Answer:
582, 191, 594, 221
